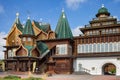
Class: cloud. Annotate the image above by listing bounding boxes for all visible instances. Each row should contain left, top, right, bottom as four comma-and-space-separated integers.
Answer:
0, 32, 7, 59
0, 5, 5, 14
65, 0, 86, 10
72, 26, 82, 36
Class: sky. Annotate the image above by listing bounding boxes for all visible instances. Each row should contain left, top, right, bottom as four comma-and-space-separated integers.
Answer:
0, 0, 120, 59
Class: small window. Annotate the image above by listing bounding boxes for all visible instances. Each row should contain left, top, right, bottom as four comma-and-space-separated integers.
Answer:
8, 50, 12, 57
56, 44, 67, 55
23, 37, 26, 41
28, 37, 31, 41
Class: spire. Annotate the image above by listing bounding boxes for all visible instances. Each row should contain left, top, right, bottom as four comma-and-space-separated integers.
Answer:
22, 18, 34, 35
15, 12, 21, 24
62, 8, 65, 18
102, 4, 104, 8
14, 12, 23, 32
55, 10, 73, 39
62, 8, 64, 12
27, 16, 30, 20
16, 12, 19, 18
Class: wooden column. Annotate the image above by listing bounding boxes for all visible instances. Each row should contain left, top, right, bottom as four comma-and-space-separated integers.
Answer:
28, 59, 31, 71
16, 60, 19, 72
5, 61, 7, 71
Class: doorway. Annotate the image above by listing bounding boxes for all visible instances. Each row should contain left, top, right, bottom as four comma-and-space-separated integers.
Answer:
102, 63, 116, 75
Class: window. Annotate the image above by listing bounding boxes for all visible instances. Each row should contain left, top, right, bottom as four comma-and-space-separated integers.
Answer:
109, 42, 112, 52
23, 37, 26, 41
113, 42, 117, 52
77, 42, 119, 53
89, 31, 92, 35
89, 44, 92, 52
109, 29, 112, 34
8, 50, 12, 57
97, 43, 100, 52
56, 44, 67, 55
93, 43, 96, 52
77, 45, 80, 53
118, 42, 120, 51
104, 43, 108, 52
101, 43, 104, 52
116, 28, 119, 33
106, 29, 109, 34
28, 37, 31, 41
82, 45, 84, 53
113, 29, 116, 33
86, 44, 89, 53
102, 29, 105, 34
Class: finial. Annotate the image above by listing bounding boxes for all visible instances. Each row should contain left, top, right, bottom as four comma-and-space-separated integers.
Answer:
27, 16, 30, 19
62, 8, 64, 12
63, 14, 65, 18
16, 12, 19, 18
27, 10, 30, 19
102, 4, 104, 8
40, 18, 43, 21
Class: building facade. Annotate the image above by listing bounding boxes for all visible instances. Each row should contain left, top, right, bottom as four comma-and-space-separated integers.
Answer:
4, 5, 120, 75
74, 5, 120, 75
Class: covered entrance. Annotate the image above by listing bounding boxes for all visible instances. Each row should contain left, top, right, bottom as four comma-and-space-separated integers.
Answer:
102, 63, 116, 75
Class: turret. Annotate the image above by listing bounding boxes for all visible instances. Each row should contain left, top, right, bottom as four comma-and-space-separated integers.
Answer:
19, 17, 35, 46
55, 9, 73, 39
96, 4, 110, 18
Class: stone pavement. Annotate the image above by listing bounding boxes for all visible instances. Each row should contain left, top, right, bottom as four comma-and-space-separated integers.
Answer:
46, 74, 120, 80
0, 72, 120, 80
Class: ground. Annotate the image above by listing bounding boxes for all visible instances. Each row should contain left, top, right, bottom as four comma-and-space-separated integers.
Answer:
0, 72, 120, 80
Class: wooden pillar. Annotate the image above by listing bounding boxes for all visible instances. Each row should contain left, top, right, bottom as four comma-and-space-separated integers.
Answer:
12, 62, 15, 71
16, 60, 19, 72
28, 59, 31, 71
4, 61, 7, 71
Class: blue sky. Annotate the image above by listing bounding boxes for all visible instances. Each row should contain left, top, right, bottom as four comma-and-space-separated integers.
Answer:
0, 0, 120, 59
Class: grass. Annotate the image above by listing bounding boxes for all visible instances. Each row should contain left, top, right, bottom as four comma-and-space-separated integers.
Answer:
0, 75, 43, 80
22, 77, 43, 80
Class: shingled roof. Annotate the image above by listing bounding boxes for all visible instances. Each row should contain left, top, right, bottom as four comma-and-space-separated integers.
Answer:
22, 17, 35, 35
33, 20, 51, 33
55, 9, 73, 39
14, 13, 23, 32
36, 41, 49, 58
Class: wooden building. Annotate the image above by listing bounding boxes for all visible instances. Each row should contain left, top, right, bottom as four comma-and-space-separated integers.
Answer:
74, 5, 120, 75
3, 5, 120, 75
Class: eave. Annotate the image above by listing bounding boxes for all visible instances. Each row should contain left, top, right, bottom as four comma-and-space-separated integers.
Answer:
3, 45, 19, 48
74, 33, 120, 39
39, 38, 74, 43
76, 52, 120, 58
13, 56, 41, 60
90, 18, 117, 24
80, 24, 120, 33
19, 34, 36, 39
52, 55, 74, 59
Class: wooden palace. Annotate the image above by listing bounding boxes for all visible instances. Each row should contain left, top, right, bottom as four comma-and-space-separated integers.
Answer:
3, 5, 120, 75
